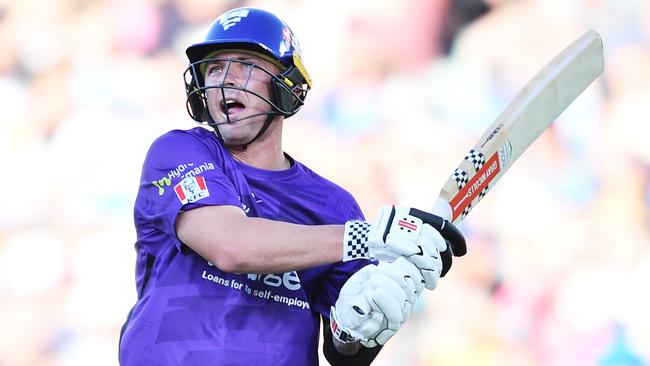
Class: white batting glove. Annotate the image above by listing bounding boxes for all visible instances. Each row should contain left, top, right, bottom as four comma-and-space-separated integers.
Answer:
343, 205, 451, 289
330, 258, 424, 348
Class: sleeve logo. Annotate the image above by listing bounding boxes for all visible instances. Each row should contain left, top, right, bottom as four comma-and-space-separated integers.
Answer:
174, 176, 210, 204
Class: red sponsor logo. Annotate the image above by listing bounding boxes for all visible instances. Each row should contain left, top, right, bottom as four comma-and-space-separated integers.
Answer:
174, 176, 209, 204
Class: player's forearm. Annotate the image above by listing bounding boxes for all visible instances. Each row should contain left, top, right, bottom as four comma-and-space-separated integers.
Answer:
213, 217, 345, 273
176, 206, 346, 274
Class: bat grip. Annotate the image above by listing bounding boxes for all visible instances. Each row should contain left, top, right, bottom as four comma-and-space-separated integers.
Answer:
431, 198, 452, 222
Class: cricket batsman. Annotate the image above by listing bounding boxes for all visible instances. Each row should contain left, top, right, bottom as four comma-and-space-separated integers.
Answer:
118, 7, 466, 365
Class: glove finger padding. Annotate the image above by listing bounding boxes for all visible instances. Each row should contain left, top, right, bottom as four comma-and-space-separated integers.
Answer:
363, 288, 402, 347
368, 273, 409, 324
354, 303, 385, 336
409, 254, 440, 290
330, 301, 385, 345
337, 293, 373, 328
332, 288, 400, 348
420, 224, 449, 253
377, 257, 424, 304
420, 224, 448, 281
330, 265, 382, 344
397, 225, 441, 290
332, 259, 425, 348
379, 207, 451, 288
334, 264, 377, 333
362, 326, 395, 348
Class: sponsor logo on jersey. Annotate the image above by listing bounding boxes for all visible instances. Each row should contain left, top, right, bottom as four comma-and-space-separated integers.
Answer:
247, 272, 301, 291
174, 176, 209, 204
152, 162, 215, 195
153, 177, 172, 195
203, 262, 310, 310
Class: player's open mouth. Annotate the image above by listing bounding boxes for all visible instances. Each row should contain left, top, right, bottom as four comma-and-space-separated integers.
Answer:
221, 99, 246, 117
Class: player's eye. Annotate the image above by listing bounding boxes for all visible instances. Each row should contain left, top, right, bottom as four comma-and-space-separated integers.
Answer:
235, 61, 255, 72
206, 63, 225, 75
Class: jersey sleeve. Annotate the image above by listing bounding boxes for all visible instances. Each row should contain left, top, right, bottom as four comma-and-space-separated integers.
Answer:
134, 129, 242, 253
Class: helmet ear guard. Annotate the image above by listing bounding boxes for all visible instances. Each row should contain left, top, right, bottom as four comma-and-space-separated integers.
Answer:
185, 86, 209, 123
271, 66, 308, 117
184, 65, 210, 123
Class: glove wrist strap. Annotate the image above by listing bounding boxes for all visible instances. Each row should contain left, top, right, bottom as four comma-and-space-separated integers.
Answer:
330, 306, 357, 344
342, 221, 370, 261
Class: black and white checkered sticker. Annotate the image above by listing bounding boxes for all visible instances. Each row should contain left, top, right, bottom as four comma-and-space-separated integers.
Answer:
464, 149, 485, 171
451, 169, 469, 189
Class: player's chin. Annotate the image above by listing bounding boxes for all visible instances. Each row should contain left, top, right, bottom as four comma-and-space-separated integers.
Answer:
217, 125, 256, 145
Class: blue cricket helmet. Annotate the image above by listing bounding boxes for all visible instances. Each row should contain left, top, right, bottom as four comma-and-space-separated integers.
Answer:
184, 7, 312, 122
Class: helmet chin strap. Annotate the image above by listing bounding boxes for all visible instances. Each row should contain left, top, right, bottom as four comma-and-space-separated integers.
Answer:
207, 73, 283, 150
210, 112, 277, 151
237, 113, 275, 151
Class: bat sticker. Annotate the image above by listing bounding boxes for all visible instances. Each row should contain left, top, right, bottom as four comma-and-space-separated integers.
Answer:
498, 140, 513, 169
450, 152, 501, 221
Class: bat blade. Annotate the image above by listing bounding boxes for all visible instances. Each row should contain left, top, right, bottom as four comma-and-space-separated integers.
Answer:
434, 30, 604, 224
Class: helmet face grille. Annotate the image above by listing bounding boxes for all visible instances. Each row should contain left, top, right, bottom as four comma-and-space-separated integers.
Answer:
184, 57, 307, 124
184, 7, 311, 122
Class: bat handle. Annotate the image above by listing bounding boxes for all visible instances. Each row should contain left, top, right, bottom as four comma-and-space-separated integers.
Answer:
431, 198, 452, 222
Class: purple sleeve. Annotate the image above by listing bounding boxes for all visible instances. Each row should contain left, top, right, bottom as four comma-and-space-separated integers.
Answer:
134, 130, 242, 253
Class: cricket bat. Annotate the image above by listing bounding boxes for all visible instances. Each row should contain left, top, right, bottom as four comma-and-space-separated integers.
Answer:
432, 30, 604, 225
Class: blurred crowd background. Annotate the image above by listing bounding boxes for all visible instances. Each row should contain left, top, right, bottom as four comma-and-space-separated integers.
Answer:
1, 0, 649, 365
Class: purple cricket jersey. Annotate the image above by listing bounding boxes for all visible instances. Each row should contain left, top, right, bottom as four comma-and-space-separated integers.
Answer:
119, 127, 371, 365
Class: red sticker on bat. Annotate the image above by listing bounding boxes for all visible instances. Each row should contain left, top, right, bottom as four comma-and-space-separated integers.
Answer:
450, 152, 501, 221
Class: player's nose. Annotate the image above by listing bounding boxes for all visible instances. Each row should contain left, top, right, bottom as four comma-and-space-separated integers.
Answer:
221, 62, 245, 87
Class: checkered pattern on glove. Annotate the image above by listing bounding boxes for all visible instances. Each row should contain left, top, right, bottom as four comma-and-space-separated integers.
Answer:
343, 221, 371, 261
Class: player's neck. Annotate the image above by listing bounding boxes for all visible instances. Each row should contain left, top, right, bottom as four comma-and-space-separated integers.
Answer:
227, 124, 289, 170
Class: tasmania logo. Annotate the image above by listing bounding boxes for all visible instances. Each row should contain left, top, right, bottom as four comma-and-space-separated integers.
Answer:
174, 176, 210, 204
